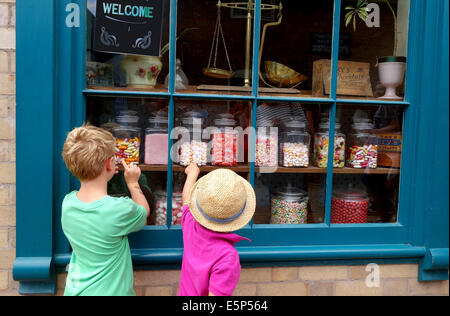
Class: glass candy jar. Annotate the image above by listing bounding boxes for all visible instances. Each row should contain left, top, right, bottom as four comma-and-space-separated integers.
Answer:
211, 117, 238, 166
313, 123, 346, 168
113, 126, 141, 165
331, 188, 369, 224
270, 187, 309, 224
280, 119, 310, 167
144, 114, 169, 165
178, 112, 207, 166
153, 191, 184, 226
116, 114, 140, 128
256, 120, 278, 167
346, 123, 378, 169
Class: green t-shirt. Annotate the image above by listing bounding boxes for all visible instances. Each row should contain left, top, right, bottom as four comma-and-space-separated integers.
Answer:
61, 191, 147, 296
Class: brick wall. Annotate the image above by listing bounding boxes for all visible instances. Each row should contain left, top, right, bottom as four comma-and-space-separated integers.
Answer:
0, 0, 16, 295
55, 265, 449, 296
0, 1, 448, 297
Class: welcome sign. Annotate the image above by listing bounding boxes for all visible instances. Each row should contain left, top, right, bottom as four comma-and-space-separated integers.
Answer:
93, 0, 165, 56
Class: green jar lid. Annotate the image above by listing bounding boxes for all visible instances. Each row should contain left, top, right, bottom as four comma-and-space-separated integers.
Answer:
378, 56, 407, 63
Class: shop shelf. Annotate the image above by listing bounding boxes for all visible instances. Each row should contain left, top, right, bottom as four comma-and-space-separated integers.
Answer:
256, 166, 399, 174
118, 164, 399, 175
118, 163, 251, 173
84, 85, 170, 98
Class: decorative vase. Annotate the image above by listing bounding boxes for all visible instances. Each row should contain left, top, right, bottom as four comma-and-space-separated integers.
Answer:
378, 56, 407, 100
120, 55, 163, 88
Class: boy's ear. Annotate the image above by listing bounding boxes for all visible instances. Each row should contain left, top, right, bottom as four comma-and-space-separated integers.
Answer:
105, 156, 115, 171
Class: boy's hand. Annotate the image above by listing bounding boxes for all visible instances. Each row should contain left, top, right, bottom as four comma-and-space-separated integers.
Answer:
121, 161, 141, 185
185, 163, 200, 178
121, 161, 150, 217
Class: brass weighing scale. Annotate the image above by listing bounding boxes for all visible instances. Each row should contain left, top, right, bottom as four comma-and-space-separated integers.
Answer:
199, 0, 308, 94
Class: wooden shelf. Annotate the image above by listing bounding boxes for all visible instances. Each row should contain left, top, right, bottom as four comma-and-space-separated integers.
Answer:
257, 166, 399, 174
86, 85, 406, 104
120, 164, 399, 175
118, 164, 250, 173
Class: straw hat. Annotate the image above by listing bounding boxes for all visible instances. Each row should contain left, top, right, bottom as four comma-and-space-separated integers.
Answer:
188, 169, 256, 233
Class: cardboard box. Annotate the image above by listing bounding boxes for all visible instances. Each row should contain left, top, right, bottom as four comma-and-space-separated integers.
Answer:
312, 59, 373, 97
377, 132, 402, 168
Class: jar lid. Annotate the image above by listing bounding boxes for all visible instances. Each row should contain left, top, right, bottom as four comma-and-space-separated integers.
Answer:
285, 119, 307, 128
333, 188, 368, 201
182, 117, 203, 126
273, 186, 308, 199
150, 110, 168, 118
146, 125, 168, 133
352, 122, 374, 130
116, 115, 139, 124
319, 122, 341, 129
183, 110, 202, 119
214, 118, 237, 127
148, 115, 168, 125
283, 130, 309, 137
182, 111, 203, 126
119, 110, 138, 116
216, 113, 235, 120
112, 126, 141, 134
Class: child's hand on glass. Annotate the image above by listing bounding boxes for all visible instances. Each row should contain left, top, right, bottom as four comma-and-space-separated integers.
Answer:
121, 161, 141, 185
185, 163, 200, 178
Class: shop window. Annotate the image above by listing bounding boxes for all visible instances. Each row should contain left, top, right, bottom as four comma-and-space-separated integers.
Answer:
80, 0, 413, 251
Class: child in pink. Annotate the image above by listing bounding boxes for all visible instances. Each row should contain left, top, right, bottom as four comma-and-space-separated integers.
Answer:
178, 164, 255, 296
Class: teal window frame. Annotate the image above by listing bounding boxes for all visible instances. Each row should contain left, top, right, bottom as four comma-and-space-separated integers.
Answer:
14, 0, 449, 294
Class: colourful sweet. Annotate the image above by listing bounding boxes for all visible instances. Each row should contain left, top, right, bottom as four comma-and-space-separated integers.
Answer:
270, 197, 308, 224
115, 137, 140, 165
256, 134, 278, 167
211, 132, 238, 166
313, 135, 345, 168
179, 140, 207, 166
281, 142, 309, 167
155, 195, 184, 226
346, 145, 378, 169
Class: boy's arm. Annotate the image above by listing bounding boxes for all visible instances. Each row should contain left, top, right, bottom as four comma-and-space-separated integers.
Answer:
182, 163, 200, 205
122, 161, 150, 217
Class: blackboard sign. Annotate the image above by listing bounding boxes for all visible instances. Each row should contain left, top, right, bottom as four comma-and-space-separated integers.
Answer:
93, 0, 165, 56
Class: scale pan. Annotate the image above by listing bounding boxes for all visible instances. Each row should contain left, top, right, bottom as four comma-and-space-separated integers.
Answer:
265, 61, 308, 88
203, 67, 234, 79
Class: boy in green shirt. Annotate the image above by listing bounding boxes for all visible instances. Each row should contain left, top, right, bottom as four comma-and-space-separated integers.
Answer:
61, 125, 150, 296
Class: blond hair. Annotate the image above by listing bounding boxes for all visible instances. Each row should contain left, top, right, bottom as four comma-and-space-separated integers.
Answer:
62, 124, 116, 181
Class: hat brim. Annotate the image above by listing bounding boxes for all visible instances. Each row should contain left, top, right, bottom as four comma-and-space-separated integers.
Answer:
188, 172, 256, 233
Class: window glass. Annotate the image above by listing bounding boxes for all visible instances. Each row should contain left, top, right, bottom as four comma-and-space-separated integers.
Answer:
253, 102, 332, 224
86, 0, 171, 92
176, 0, 258, 95
331, 104, 404, 224
338, 0, 410, 101
82, 2, 410, 230
258, 0, 335, 99
170, 99, 252, 225
86, 96, 169, 226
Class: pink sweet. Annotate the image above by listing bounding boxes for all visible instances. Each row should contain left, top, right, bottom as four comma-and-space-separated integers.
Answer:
145, 134, 168, 165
